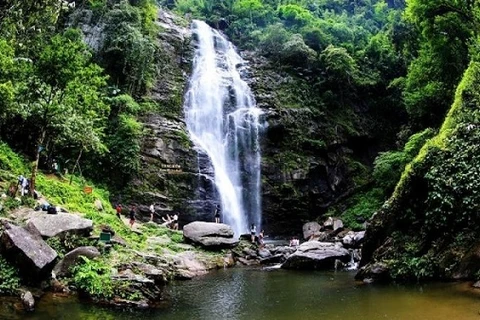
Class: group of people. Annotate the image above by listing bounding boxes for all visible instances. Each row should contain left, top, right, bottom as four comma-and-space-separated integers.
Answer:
113, 203, 266, 241
115, 203, 179, 230
161, 213, 179, 230
115, 204, 137, 228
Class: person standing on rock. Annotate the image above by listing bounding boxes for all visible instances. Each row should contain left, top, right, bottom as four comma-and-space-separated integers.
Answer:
250, 224, 256, 243
129, 206, 136, 228
172, 213, 179, 230
149, 204, 155, 222
116, 204, 122, 219
214, 204, 221, 223
258, 229, 265, 248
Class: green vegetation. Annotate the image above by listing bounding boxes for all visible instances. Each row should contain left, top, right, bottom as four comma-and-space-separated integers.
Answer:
0, 256, 20, 294
337, 188, 384, 230
0, 0, 159, 194
373, 128, 434, 194
0, 142, 27, 174
72, 257, 114, 299
363, 61, 480, 280
46, 234, 94, 259
0, 0, 480, 283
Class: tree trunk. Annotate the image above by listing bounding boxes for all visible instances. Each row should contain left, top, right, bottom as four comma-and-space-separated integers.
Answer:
69, 147, 83, 185
30, 130, 46, 196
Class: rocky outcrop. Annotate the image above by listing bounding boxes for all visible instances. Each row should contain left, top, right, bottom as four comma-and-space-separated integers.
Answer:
111, 268, 162, 308
342, 231, 365, 248
357, 64, 480, 282
127, 9, 205, 225
0, 222, 57, 280
355, 262, 390, 283
302, 222, 321, 240
282, 241, 350, 270
53, 246, 101, 278
246, 50, 387, 235
130, 262, 167, 284
26, 212, 93, 239
171, 251, 208, 279
183, 222, 239, 249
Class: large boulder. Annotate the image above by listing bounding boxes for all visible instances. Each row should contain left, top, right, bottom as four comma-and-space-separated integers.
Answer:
171, 251, 208, 279
281, 241, 350, 270
0, 223, 57, 280
53, 246, 101, 278
333, 219, 344, 231
302, 222, 322, 240
355, 262, 390, 283
183, 222, 239, 249
342, 231, 356, 247
27, 212, 93, 239
110, 269, 161, 308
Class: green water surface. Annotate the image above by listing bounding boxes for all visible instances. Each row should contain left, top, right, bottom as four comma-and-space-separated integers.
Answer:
2, 268, 480, 320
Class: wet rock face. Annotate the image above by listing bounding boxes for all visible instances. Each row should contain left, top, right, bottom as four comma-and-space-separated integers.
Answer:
21, 291, 35, 312
355, 262, 391, 283
123, 8, 380, 234
242, 49, 388, 236
0, 223, 57, 281
130, 10, 218, 225
302, 222, 322, 240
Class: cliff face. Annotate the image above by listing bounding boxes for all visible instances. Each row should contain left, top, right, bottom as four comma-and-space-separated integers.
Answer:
130, 10, 218, 225
129, 11, 392, 233
245, 53, 384, 235
358, 62, 480, 281
70, 7, 392, 234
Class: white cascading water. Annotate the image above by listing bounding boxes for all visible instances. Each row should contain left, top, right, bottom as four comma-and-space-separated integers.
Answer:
184, 20, 263, 237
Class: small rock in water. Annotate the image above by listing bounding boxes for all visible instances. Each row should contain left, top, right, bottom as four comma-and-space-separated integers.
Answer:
21, 291, 35, 312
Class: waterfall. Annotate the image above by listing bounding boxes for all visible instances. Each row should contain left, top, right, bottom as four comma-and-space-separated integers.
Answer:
184, 20, 264, 237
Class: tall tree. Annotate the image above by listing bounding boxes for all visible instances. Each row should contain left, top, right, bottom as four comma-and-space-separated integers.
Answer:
14, 28, 108, 193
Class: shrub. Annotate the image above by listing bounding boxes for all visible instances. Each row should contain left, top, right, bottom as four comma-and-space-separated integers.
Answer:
340, 188, 384, 230
0, 256, 20, 294
373, 128, 434, 193
0, 142, 28, 175
3, 197, 20, 210
72, 256, 113, 299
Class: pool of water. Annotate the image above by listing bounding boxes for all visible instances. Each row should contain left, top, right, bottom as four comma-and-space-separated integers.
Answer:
2, 268, 480, 320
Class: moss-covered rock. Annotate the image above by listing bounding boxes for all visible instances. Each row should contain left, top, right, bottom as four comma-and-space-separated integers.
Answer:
245, 52, 393, 235
359, 61, 480, 281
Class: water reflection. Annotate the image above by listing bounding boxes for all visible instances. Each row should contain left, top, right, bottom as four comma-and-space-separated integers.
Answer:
2, 269, 480, 320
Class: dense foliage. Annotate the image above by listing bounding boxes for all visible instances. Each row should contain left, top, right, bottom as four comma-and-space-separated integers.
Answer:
162, 0, 480, 230
0, 256, 20, 294
0, 0, 479, 244
363, 61, 480, 280
164, 0, 408, 117
0, 0, 159, 191
72, 256, 114, 299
